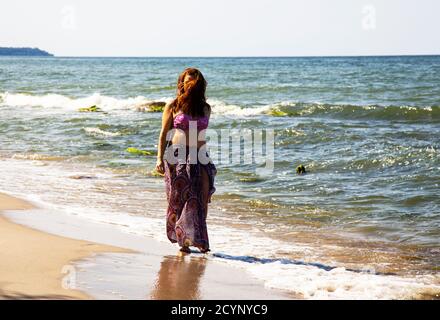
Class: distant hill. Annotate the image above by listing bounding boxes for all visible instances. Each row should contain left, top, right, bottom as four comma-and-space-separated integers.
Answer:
0, 47, 54, 57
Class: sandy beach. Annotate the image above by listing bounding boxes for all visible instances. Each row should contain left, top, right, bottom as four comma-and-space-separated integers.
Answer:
0, 192, 293, 300
0, 192, 129, 299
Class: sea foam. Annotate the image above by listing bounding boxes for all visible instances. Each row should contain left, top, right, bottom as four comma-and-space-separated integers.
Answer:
0, 92, 170, 112
2, 92, 437, 121
0, 158, 438, 300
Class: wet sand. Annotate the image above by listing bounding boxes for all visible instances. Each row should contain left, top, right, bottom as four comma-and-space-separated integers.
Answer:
0, 192, 294, 300
0, 192, 130, 299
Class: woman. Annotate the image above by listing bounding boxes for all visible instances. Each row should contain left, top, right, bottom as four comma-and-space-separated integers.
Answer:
155, 68, 216, 254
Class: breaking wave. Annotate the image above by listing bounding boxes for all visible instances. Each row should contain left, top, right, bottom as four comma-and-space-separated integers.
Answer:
1, 92, 438, 121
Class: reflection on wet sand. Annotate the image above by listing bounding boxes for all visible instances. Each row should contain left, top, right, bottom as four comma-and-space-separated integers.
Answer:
150, 255, 207, 300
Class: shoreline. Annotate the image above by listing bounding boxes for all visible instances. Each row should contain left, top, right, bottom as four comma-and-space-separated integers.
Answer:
0, 156, 438, 299
0, 192, 129, 299
0, 192, 294, 300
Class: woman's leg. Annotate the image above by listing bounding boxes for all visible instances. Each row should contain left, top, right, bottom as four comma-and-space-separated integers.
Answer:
165, 161, 190, 253
198, 166, 211, 253
178, 165, 211, 254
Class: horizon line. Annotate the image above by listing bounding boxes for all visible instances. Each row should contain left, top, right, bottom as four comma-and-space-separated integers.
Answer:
48, 53, 440, 59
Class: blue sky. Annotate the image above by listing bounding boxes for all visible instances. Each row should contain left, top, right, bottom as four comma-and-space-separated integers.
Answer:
1, 0, 439, 56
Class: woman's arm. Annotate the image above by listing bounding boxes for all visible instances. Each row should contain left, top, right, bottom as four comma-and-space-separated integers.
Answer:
205, 103, 211, 120
155, 102, 174, 174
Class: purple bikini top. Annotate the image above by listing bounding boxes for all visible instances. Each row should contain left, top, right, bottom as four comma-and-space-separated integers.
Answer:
173, 113, 209, 130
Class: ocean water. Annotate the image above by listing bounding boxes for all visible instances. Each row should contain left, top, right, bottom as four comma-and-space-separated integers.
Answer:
0, 56, 439, 299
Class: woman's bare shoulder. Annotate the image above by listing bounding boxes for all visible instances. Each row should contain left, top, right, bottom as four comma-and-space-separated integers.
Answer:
165, 99, 175, 109
164, 100, 175, 114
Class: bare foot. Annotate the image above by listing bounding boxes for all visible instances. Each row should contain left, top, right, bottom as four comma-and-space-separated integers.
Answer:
180, 246, 191, 254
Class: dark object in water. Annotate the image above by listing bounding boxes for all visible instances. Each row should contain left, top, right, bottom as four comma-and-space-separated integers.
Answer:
78, 105, 102, 112
69, 175, 96, 180
296, 165, 306, 175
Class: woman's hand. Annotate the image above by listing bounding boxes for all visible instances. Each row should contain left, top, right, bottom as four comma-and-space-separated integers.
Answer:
155, 158, 165, 175
156, 102, 173, 174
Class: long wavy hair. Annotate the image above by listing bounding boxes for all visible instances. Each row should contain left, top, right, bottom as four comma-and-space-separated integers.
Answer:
171, 68, 210, 117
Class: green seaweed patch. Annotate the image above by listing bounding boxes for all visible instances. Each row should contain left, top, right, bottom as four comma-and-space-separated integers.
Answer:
78, 105, 103, 112
147, 104, 165, 112
239, 177, 265, 183
97, 124, 111, 130
136, 102, 166, 112
267, 108, 288, 117
126, 147, 155, 156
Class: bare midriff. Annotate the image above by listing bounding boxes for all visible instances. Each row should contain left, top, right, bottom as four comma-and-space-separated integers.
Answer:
171, 128, 207, 149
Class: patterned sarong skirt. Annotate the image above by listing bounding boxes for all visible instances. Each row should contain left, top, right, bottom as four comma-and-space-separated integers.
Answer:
164, 145, 217, 251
